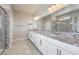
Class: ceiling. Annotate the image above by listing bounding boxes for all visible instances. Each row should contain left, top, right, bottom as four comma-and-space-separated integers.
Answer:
11, 4, 51, 16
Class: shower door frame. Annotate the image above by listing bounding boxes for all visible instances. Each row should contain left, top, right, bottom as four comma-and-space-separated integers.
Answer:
0, 5, 8, 55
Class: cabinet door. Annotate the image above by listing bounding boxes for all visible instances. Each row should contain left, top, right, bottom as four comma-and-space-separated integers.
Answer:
32, 35, 36, 44
34, 34, 40, 49
59, 49, 72, 55
47, 42, 58, 55
41, 39, 48, 55
30, 33, 35, 44
29, 32, 33, 40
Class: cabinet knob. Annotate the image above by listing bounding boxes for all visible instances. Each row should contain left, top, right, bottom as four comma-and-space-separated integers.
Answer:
60, 50, 61, 55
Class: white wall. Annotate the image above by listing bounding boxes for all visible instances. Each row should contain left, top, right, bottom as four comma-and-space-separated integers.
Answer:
13, 11, 33, 41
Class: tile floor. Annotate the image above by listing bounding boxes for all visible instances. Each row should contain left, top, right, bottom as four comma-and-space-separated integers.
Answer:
3, 38, 42, 55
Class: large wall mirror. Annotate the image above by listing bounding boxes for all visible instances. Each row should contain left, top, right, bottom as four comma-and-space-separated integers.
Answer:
57, 16, 73, 32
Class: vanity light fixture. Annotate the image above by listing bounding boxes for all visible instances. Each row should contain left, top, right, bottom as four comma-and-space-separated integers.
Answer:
34, 16, 39, 21
48, 4, 56, 13
48, 7, 53, 13
56, 4, 63, 7
48, 4, 65, 13
56, 4, 64, 8
51, 5, 57, 11
51, 5, 56, 8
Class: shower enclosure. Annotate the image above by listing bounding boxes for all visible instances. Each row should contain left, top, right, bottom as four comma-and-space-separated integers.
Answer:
0, 6, 9, 55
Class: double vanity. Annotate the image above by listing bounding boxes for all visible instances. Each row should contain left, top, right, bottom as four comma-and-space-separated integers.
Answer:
28, 5, 79, 55
28, 30, 79, 55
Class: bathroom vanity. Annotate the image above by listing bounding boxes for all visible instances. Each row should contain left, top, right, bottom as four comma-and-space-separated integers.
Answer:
28, 30, 79, 55
28, 5, 79, 55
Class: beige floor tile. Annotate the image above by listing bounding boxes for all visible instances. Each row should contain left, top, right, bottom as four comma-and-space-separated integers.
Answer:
3, 38, 41, 55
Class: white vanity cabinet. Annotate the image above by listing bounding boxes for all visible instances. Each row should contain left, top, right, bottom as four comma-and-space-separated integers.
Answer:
47, 42, 58, 55
40, 37, 48, 54
28, 32, 48, 54
28, 31, 79, 55
47, 41, 72, 55
28, 32, 31, 39
29, 32, 35, 43
33, 34, 41, 49
29, 32, 40, 49
47, 38, 73, 55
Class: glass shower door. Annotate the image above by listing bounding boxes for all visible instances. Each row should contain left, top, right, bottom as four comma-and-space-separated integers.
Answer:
0, 6, 8, 55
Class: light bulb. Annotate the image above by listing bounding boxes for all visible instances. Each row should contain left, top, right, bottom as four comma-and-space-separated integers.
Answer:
34, 16, 39, 20
56, 4, 64, 9
51, 5, 56, 8
48, 7, 53, 13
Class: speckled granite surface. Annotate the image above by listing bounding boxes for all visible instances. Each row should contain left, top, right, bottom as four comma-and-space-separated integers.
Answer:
29, 30, 79, 47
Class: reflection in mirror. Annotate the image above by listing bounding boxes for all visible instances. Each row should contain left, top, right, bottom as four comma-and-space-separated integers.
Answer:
54, 16, 73, 32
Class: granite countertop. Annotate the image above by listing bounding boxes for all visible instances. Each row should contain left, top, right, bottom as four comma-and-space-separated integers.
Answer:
29, 30, 79, 47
